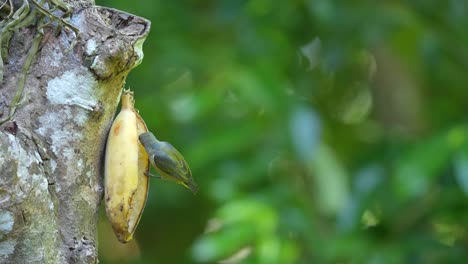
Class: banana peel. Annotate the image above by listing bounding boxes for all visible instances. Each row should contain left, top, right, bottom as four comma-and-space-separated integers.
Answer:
104, 90, 150, 243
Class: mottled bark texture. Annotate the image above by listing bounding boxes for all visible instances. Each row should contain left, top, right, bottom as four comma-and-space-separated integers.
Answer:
0, 1, 150, 263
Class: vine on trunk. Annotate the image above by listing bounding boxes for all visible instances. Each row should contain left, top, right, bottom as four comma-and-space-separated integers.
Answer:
0, 0, 80, 124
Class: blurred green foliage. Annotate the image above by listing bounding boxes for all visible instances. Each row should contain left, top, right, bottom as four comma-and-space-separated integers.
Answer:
96, 0, 468, 263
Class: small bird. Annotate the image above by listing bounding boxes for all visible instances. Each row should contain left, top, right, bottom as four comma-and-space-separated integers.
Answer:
139, 132, 198, 194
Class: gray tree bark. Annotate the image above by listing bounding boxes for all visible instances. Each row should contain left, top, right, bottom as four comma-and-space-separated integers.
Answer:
0, 1, 150, 262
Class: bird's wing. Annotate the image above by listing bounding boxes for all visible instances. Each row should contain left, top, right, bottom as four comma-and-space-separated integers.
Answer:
152, 143, 191, 179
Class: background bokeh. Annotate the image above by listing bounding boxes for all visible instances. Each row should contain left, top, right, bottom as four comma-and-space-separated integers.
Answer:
96, 1, 468, 263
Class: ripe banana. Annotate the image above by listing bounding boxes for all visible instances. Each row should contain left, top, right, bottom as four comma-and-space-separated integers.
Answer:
104, 89, 150, 243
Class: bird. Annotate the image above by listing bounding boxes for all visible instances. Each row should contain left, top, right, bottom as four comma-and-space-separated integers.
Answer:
139, 132, 198, 194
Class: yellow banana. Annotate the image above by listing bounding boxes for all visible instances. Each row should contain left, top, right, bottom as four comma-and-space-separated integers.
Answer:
104, 89, 150, 243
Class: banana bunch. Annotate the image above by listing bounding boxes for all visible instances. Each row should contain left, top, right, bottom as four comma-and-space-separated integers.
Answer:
104, 89, 197, 243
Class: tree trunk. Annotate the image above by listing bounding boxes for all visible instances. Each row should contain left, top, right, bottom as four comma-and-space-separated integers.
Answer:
0, 1, 150, 262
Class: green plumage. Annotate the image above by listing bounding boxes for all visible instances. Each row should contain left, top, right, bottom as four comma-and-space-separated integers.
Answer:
139, 132, 198, 193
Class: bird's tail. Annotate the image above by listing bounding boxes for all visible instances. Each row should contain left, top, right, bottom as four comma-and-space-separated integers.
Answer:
186, 180, 198, 194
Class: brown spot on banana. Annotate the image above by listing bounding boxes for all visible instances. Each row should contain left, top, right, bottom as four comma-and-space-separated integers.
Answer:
104, 89, 150, 243
113, 122, 122, 135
